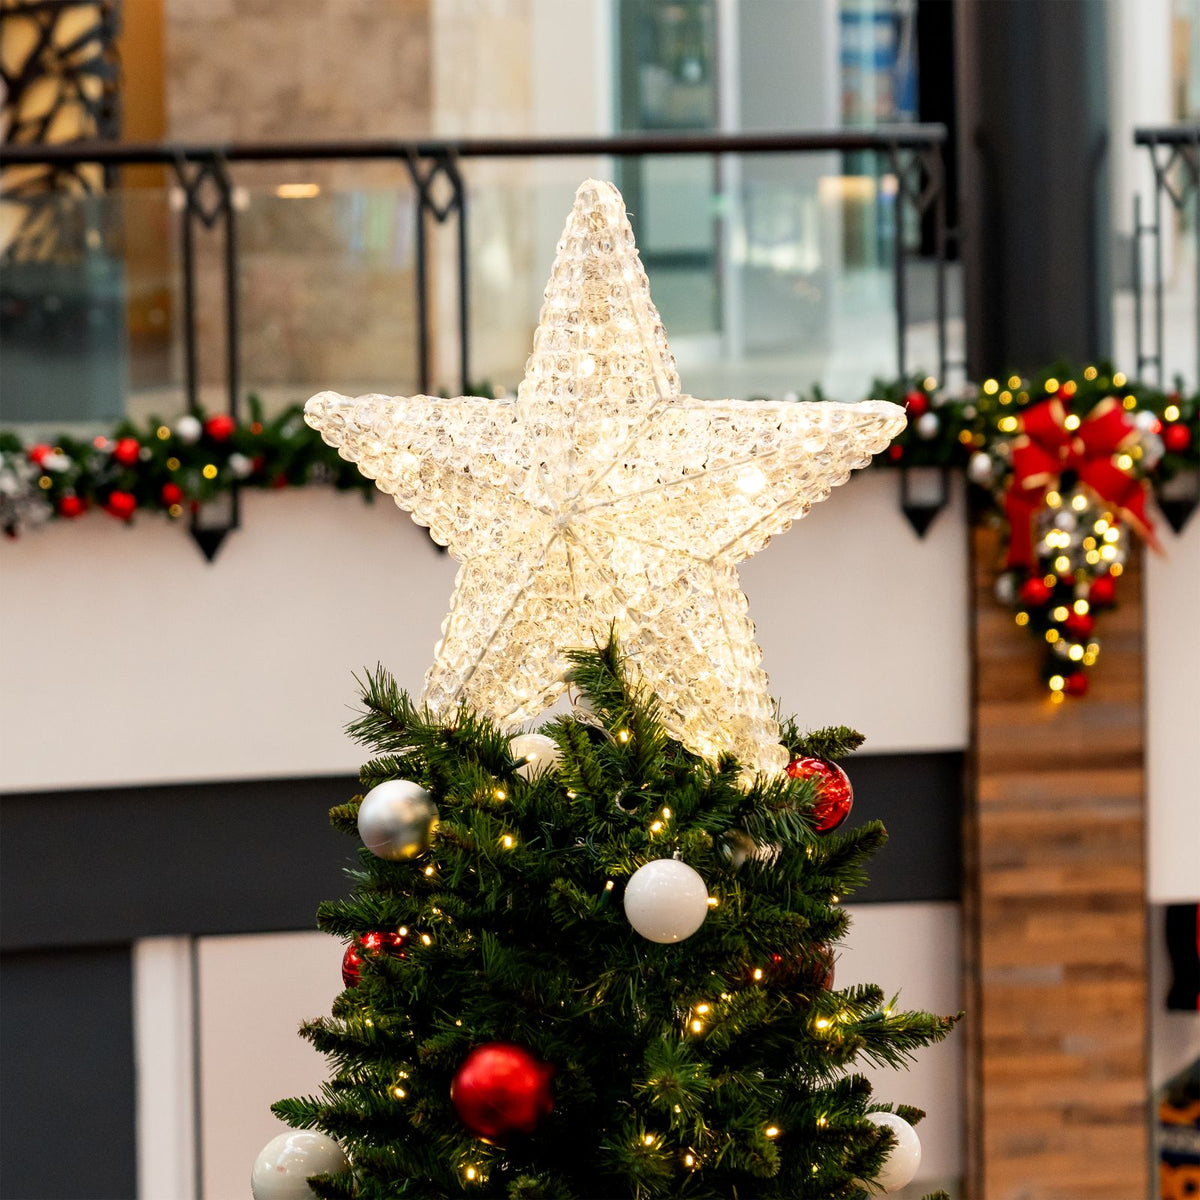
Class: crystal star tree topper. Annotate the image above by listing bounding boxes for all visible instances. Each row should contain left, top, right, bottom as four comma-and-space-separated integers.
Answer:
305, 180, 905, 775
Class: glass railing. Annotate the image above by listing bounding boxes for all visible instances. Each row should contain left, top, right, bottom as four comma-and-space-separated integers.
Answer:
0, 129, 955, 433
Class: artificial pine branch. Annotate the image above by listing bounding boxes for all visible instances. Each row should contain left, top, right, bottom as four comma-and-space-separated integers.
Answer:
273, 637, 957, 1198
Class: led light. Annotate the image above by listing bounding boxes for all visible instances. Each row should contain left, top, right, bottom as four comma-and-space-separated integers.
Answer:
1008, 375, 1022, 389
643, 1134, 655, 1147
1083, 537, 1097, 551
684, 1154, 696, 1168
1068, 644, 1084, 661
1000, 390, 1012, 404
501, 834, 514, 848
1123, 394, 1138, 411
1046, 491, 1062, 507
706, 896, 719, 907
424, 866, 435, 876
1070, 493, 1088, 511
696, 1003, 710, 1014
1054, 555, 1071, 573
421, 933, 432, 945
817, 1116, 828, 1127
398, 926, 408, 936
1043, 574, 1057, 587
661, 807, 672, 819
998, 415, 1019, 433
1084, 365, 1098, 380
1064, 414, 1081, 431
1049, 674, 1065, 691
37, 475, 52, 489
605, 880, 615, 891
169, 504, 183, 518
1113, 372, 1127, 387
494, 788, 507, 800
831, 894, 840, 904
691, 1019, 703, 1033
1110, 562, 1124, 577
1045, 629, 1060, 644
202, 464, 218, 480
923, 376, 937, 391
753, 968, 764, 981
1074, 599, 1089, 614
156, 425, 171, 440
1094, 518, 1109, 533
1116, 454, 1133, 471
1015, 611, 1030, 626
1045, 377, 1059, 393
650, 821, 663, 833
1165, 403, 1181, 421
1100, 545, 1117, 561
765, 1126, 780, 1139
1062, 380, 1077, 396
617, 730, 630, 744
814, 1018, 831, 1030
167, 457, 181, 471
1051, 691, 1065, 705
958, 430, 974, 445
276, 182, 321, 199
1053, 605, 1069, 621
392, 1086, 406, 1099
983, 378, 999, 394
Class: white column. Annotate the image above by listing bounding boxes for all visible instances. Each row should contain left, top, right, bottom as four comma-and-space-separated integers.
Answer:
133, 937, 198, 1200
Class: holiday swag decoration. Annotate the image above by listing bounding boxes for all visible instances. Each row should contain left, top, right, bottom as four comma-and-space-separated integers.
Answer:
262, 182, 956, 1199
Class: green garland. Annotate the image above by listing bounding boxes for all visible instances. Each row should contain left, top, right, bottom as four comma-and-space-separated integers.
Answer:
2, 368, 1196, 696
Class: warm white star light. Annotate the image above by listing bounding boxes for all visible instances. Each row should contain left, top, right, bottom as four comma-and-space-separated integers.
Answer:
305, 179, 904, 776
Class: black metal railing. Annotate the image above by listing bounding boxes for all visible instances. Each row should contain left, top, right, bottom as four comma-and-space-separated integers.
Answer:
1, 127, 949, 554
1133, 124, 1200, 387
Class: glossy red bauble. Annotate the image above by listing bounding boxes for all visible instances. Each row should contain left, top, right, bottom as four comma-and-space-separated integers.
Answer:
58, 495, 85, 518
1064, 671, 1089, 697
1019, 576, 1053, 607
112, 437, 141, 466
887, 444, 904, 461
104, 491, 137, 521
1089, 574, 1116, 606
1063, 611, 1095, 639
341, 930, 408, 988
785, 757, 854, 833
1163, 422, 1192, 454
161, 482, 183, 506
205, 414, 237, 442
451, 1043, 554, 1141
904, 390, 929, 417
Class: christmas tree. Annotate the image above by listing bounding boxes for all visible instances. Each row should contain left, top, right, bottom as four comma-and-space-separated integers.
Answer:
252, 180, 957, 1199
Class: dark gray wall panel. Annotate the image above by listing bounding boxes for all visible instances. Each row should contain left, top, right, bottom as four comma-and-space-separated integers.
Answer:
0, 945, 136, 1200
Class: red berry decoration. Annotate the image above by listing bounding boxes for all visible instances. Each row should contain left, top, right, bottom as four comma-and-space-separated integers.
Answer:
451, 1043, 554, 1141
58, 495, 85, 518
785, 757, 854, 833
104, 491, 137, 521
1064, 610, 1095, 639
27, 443, 53, 466
1064, 671, 1089, 697
205, 414, 237, 441
888, 444, 904, 461
904, 390, 928, 417
1019, 576, 1053, 607
341, 930, 408, 988
1089, 574, 1116, 606
161, 482, 183, 506
112, 437, 141, 466
1164, 422, 1192, 454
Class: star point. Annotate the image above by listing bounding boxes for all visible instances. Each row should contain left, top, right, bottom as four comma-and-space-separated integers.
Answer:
306, 180, 904, 776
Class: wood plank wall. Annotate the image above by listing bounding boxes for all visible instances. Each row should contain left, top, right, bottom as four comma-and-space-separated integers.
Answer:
967, 526, 1148, 1200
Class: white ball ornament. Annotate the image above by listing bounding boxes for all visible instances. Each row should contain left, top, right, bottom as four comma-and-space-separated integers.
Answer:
229, 452, 254, 479
623, 858, 710, 943
357, 780, 438, 860
915, 412, 940, 440
967, 450, 994, 485
865, 1111, 922, 1193
174, 413, 202, 444
509, 732, 561, 781
251, 1130, 348, 1200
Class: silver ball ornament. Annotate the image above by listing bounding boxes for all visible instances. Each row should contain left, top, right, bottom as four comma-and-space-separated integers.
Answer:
864, 1111, 922, 1193
623, 858, 709, 943
509, 732, 561, 781
174, 414, 202, 444
967, 451, 994, 485
251, 1130, 348, 1200
357, 780, 438, 860
916, 412, 940, 440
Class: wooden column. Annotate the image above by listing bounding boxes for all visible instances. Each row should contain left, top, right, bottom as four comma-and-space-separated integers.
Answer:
967, 526, 1148, 1200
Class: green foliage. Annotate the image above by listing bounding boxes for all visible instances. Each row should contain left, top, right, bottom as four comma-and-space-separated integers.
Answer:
275, 638, 957, 1199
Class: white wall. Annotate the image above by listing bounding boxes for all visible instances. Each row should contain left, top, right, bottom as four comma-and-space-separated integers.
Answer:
0, 472, 968, 796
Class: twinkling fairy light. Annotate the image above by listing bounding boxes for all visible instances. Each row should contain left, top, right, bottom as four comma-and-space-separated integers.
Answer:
305, 180, 904, 775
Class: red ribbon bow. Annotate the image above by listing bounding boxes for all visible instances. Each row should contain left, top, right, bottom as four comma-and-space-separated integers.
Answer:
1004, 397, 1159, 569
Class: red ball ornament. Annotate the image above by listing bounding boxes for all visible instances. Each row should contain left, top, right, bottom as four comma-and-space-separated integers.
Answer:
341, 930, 408, 988
1064, 610, 1095, 638
58, 495, 85, 519
1164, 422, 1192, 454
785, 757, 854, 833
1089, 574, 1116, 607
1064, 671, 1089, 697
161, 482, 183, 506
205, 414, 237, 442
451, 1043, 554, 1141
112, 437, 141, 466
904, 390, 929, 417
887, 444, 904, 462
1019, 576, 1053, 607
104, 491, 137, 521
